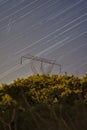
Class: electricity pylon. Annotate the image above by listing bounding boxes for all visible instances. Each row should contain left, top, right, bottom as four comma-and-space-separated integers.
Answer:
20, 54, 61, 75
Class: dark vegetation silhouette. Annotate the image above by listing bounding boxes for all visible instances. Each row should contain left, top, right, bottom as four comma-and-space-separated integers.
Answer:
0, 74, 87, 130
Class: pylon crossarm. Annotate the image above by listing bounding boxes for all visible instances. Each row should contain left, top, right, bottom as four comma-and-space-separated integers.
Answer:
21, 55, 56, 65
20, 54, 62, 75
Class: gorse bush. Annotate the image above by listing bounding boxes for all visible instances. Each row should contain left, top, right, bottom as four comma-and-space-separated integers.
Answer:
0, 74, 87, 130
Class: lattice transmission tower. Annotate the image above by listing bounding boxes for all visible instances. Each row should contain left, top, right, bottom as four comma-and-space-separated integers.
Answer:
20, 54, 61, 75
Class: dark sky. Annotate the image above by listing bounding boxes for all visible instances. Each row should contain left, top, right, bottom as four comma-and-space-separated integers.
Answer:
0, 0, 87, 84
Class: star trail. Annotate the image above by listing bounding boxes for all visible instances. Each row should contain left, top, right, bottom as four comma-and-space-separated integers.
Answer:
0, 0, 87, 84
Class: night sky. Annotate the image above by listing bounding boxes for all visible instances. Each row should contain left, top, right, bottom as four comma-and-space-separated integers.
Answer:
0, 0, 87, 84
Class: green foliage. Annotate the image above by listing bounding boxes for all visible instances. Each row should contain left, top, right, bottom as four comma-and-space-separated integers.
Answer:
0, 74, 87, 130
